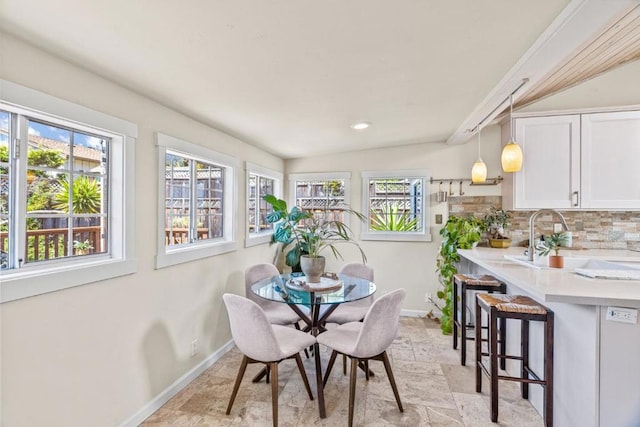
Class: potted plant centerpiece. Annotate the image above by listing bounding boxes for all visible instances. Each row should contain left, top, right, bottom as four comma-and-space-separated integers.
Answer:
263, 195, 367, 282
483, 208, 512, 248
536, 232, 570, 268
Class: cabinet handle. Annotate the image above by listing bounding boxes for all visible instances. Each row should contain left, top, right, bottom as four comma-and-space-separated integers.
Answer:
573, 191, 579, 207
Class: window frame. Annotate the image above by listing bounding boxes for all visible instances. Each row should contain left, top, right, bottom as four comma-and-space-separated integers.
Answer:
245, 162, 282, 247
360, 169, 431, 242
0, 80, 137, 303
155, 132, 238, 269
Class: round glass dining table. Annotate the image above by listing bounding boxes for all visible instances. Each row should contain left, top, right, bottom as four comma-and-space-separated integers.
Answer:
250, 272, 376, 418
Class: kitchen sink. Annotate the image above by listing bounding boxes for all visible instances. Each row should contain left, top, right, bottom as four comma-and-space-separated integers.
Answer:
504, 255, 592, 270
504, 255, 640, 271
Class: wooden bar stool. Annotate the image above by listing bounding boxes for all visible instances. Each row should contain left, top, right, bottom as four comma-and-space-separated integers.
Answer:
452, 274, 507, 367
475, 293, 554, 426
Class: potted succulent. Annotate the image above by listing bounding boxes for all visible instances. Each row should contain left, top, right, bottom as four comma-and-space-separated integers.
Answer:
73, 239, 93, 255
263, 195, 367, 282
536, 232, 570, 268
482, 208, 512, 248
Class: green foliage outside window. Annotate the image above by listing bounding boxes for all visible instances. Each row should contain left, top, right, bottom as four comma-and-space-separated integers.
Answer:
370, 203, 419, 231
54, 176, 101, 214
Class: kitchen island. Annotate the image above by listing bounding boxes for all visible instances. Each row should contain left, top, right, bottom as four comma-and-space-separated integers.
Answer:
457, 247, 640, 427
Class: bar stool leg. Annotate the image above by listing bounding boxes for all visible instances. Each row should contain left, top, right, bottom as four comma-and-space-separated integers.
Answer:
521, 319, 530, 399
475, 297, 482, 393
453, 279, 459, 350
489, 308, 499, 423
499, 315, 507, 370
545, 312, 555, 427
460, 284, 468, 365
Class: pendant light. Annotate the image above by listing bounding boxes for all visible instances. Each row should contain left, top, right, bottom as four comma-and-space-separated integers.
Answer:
501, 93, 523, 172
471, 125, 487, 183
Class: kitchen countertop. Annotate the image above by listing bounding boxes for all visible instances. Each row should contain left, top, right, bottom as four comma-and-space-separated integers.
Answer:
457, 247, 640, 307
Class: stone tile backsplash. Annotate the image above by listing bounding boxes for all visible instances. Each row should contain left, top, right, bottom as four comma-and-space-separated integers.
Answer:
447, 196, 640, 250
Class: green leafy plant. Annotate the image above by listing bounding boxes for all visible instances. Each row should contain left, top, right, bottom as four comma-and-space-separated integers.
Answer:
536, 232, 570, 256
435, 215, 482, 335
263, 194, 367, 269
54, 176, 101, 213
73, 239, 94, 254
370, 203, 419, 231
482, 208, 511, 239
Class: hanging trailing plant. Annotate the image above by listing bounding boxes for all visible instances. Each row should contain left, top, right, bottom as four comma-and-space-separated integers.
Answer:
435, 215, 482, 335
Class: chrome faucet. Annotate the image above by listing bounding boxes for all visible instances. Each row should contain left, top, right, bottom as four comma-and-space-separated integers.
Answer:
526, 209, 570, 261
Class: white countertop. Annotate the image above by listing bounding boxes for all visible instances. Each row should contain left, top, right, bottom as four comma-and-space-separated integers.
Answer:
457, 247, 640, 307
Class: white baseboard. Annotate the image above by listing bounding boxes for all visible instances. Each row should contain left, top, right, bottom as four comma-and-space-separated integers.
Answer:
120, 339, 235, 427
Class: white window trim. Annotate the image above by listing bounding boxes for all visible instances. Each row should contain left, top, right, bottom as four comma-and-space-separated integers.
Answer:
155, 133, 238, 269
0, 80, 137, 303
245, 162, 283, 248
360, 169, 432, 242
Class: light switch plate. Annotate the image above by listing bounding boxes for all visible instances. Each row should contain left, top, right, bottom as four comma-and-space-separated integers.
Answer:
606, 306, 638, 324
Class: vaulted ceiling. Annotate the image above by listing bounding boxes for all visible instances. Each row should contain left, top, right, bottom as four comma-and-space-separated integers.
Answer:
0, 1, 637, 158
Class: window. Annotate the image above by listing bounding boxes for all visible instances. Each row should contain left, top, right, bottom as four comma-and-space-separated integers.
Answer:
156, 133, 237, 268
289, 172, 351, 224
361, 170, 431, 241
246, 162, 282, 247
0, 80, 136, 303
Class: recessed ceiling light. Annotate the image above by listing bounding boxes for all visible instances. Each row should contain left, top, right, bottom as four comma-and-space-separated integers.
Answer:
350, 121, 371, 130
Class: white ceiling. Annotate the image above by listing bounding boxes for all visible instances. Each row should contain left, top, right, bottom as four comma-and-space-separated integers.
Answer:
0, 1, 577, 158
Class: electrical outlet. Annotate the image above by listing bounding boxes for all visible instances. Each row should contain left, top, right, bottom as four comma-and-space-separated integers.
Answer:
190, 339, 199, 357
553, 223, 563, 233
606, 307, 638, 324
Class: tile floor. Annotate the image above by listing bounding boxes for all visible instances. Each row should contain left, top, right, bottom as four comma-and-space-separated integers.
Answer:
141, 317, 543, 426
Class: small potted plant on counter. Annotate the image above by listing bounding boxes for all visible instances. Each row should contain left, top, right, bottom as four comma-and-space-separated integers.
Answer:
536, 232, 570, 268
483, 208, 512, 248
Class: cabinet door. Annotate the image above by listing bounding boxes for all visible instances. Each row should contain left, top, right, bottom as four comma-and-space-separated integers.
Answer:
581, 111, 640, 210
511, 115, 581, 209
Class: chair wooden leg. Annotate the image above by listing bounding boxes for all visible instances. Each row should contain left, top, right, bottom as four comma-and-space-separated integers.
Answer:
545, 312, 555, 427
460, 283, 467, 365
364, 360, 370, 381
499, 315, 507, 370
381, 351, 403, 412
266, 364, 270, 384
226, 355, 248, 415
453, 278, 459, 350
343, 354, 347, 375
489, 309, 499, 423
270, 362, 278, 427
521, 319, 530, 399
323, 350, 338, 386
475, 297, 482, 393
295, 353, 314, 401
348, 357, 358, 427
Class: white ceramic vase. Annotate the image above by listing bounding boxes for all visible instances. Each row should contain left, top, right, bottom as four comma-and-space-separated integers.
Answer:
300, 255, 325, 283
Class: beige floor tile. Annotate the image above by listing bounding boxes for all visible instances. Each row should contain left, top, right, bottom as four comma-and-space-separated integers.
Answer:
141, 317, 544, 427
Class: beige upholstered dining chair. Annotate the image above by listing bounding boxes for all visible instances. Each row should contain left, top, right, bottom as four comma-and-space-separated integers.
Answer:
222, 293, 316, 427
245, 263, 302, 326
317, 288, 405, 427
324, 262, 374, 324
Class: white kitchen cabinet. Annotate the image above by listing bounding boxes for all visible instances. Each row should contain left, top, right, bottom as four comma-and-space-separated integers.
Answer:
581, 111, 640, 209
502, 109, 640, 210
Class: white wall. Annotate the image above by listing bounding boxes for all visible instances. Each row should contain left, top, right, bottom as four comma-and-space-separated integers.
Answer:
0, 33, 283, 426
285, 125, 504, 314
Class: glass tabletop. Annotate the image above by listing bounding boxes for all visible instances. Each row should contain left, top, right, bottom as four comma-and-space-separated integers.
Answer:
251, 272, 376, 305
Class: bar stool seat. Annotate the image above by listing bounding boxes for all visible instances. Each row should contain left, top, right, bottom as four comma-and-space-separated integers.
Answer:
452, 274, 507, 367
475, 293, 554, 426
